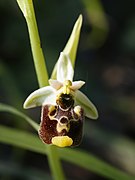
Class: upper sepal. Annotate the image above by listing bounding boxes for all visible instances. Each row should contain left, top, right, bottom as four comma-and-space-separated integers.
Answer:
57, 52, 74, 82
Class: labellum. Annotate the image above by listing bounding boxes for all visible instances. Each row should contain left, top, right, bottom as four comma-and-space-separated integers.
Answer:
39, 92, 85, 147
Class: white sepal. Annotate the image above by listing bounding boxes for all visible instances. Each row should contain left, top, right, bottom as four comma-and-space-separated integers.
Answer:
75, 90, 98, 119
23, 86, 56, 109
57, 52, 74, 82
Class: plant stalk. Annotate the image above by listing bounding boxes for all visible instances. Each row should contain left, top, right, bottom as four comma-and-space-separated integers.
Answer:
47, 146, 65, 180
16, 0, 65, 179
17, 0, 48, 87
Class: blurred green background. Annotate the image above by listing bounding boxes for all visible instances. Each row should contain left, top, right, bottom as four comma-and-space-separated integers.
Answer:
0, 0, 135, 179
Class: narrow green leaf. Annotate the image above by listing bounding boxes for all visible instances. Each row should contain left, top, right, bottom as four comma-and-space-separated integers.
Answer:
0, 125, 134, 180
0, 103, 39, 131
0, 125, 47, 154
59, 148, 134, 180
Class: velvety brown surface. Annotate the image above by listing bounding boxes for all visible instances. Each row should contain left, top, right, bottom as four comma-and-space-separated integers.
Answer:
38, 104, 84, 146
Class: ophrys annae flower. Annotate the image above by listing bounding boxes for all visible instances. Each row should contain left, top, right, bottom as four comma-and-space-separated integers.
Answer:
23, 52, 98, 147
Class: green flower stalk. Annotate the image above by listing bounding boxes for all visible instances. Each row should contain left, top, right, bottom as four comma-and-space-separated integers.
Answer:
16, 0, 98, 179
16, 0, 98, 148
16, 0, 48, 87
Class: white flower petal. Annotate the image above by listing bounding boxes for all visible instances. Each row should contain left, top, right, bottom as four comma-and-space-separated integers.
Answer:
75, 90, 98, 119
49, 79, 63, 90
23, 86, 56, 109
57, 52, 74, 82
71, 81, 85, 91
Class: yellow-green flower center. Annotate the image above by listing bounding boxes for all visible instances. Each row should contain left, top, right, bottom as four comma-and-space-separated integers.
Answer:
63, 80, 72, 94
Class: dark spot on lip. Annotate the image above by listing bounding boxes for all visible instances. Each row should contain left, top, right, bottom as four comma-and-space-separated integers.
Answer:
50, 109, 56, 116
49, 106, 57, 116
57, 93, 74, 109
60, 117, 68, 124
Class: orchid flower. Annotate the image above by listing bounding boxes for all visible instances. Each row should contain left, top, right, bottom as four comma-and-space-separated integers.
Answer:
23, 52, 98, 147
23, 15, 98, 147
24, 52, 98, 119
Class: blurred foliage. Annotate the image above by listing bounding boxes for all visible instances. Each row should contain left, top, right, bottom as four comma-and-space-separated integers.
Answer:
0, 0, 135, 179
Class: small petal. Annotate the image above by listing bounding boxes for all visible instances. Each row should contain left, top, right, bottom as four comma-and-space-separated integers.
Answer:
23, 86, 56, 109
57, 52, 74, 82
75, 90, 98, 119
49, 79, 63, 90
71, 81, 85, 91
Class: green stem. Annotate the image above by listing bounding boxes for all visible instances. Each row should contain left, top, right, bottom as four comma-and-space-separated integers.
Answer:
16, 0, 65, 179
26, 0, 48, 87
47, 146, 65, 180
17, 0, 48, 87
